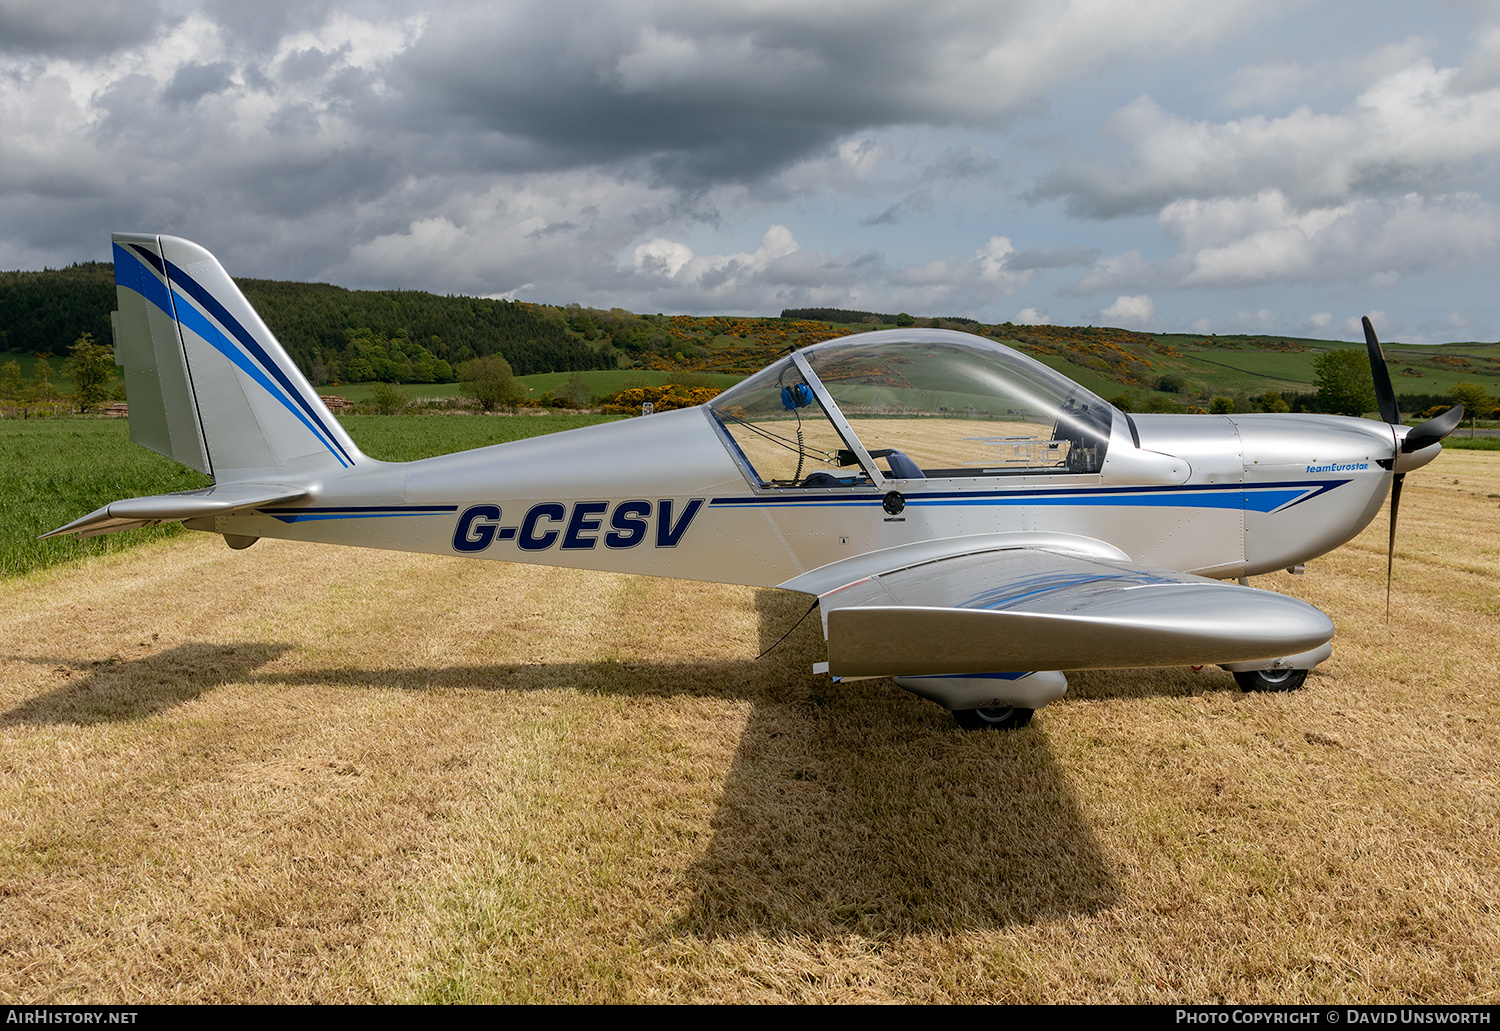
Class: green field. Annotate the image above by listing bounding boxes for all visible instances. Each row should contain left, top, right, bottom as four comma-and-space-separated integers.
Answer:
327, 382, 462, 403
1163, 335, 1500, 397
0, 419, 212, 578
337, 411, 623, 461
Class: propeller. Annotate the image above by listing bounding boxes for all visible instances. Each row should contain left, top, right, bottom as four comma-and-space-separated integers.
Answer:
1361, 316, 1464, 616
1402, 402, 1465, 453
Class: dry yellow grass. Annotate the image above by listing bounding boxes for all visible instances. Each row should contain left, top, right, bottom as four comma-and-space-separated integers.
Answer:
730, 415, 1067, 481
0, 451, 1496, 1003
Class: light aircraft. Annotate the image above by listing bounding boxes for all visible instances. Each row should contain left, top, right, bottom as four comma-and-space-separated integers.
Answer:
47, 234, 1465, 729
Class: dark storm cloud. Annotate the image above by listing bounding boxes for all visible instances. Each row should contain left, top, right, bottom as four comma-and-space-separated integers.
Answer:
390, 2, 1046, 186
198, 0, 340, 52
278, 44, 350, 83
160, 61, 234, 107
90, 72, 164, 139
0, 0, 1259, 244
232, 146, 405, 219
0, 0, 165, 57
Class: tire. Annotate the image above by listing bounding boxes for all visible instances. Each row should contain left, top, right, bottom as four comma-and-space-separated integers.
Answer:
1232, 668, 1308, 693
953, 706, 1034, 730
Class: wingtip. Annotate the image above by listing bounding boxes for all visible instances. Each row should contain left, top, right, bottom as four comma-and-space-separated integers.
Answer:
39, 505, 113, 540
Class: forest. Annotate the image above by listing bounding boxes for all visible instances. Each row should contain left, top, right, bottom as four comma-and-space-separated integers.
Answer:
0, 262, 616, 382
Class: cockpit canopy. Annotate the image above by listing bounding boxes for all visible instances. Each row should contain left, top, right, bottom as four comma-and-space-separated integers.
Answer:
707, 329, 1115, 488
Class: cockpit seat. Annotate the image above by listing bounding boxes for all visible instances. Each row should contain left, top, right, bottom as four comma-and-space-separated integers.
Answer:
883, 450, 925, 480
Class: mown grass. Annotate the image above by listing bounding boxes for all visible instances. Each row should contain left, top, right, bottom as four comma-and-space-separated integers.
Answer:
0, 451, 1493, 1002
0, 413, 623, 579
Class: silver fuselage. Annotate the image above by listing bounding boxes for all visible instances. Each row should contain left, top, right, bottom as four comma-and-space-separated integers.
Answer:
197, 406, 1398, 588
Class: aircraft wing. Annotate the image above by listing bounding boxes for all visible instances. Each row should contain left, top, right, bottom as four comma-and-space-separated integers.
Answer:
781, 537, 1334, 678
41, 484, 309, 540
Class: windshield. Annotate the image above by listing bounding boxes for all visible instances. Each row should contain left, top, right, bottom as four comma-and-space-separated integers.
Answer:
708, 329, 1114, 486
706, 358, 857, 487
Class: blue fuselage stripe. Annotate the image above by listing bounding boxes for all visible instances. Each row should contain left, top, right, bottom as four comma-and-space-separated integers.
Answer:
707, 482, 1342, 515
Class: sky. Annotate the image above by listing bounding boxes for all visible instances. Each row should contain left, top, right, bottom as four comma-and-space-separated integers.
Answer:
4, 1, 1500, 341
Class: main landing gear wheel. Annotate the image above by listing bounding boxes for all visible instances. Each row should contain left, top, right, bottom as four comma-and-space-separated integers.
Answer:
1232, 668, 1308, 693
953, 706, 1034, 731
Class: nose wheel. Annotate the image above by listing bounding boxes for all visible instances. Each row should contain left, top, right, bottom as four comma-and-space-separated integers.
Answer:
953, 706, 1034, 730
1232, 668, 1308, 692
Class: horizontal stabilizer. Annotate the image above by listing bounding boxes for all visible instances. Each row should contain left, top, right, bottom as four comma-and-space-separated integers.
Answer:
42, 484, 308, 540
817, 546, 1334, 677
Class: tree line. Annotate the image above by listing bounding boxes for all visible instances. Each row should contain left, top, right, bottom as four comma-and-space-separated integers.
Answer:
0, 262, 617, 385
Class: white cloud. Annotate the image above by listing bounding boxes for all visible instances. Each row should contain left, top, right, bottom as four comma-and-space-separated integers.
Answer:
1101, 294, 1156, 326
1221, 38, 1439, 111
1015, 307, 1050, 324
1069, 250, 1154, 295
974, 236, 1038, 295
1043, 55, 1500, 218
608, 226, 1044, 314
836, 137, 886, 178
1346, 310, 1389, 336
1223, 308, 1280, 331
1069, 190, 1500, 295
633, 237, 694, 277
338, 171, 688, 297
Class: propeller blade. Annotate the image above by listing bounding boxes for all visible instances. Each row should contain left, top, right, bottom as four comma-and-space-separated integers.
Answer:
1386, 471, 1404, 620
1362, 316, 1402, 426
1402, 403, 1465, 453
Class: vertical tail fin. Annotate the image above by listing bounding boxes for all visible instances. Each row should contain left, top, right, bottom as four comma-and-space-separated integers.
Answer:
111, 234, 365, 481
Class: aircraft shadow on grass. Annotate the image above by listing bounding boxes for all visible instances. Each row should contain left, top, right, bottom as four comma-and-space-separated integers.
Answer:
2, 642, 294, 726
0, 592, 1139, 936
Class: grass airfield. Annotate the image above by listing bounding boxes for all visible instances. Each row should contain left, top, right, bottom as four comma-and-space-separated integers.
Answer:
0, 451, 1496, 1003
